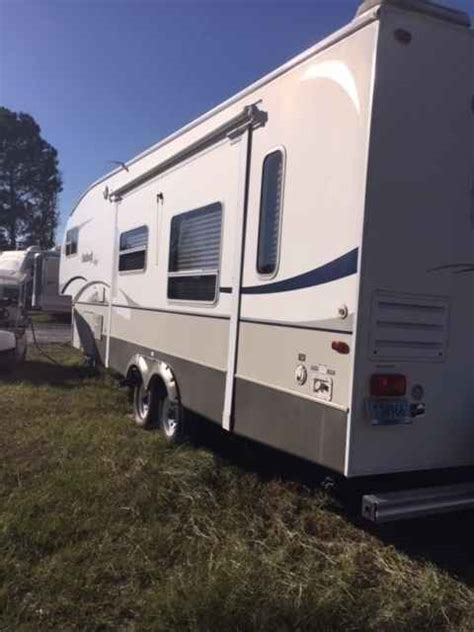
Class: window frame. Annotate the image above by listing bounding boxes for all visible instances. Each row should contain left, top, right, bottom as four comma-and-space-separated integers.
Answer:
118, 225, 149, 275
256, 147, 286, 279
167, 202, 224, 306
65, 227, 79, 258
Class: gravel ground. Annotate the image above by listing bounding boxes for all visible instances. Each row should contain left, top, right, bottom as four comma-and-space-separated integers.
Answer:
27, 322, 71, 345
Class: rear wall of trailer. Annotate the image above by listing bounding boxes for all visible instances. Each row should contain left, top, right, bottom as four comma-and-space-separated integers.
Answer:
347, 7, 474, 477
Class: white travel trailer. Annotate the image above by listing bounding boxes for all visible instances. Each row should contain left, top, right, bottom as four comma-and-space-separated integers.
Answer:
0, 247, 71, 316
61, 0, 474, 521
0, 247, 70, 370
0, 252, 29, 367
30, 249, 72, 315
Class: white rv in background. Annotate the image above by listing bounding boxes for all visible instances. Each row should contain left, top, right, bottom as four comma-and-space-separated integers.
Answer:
30, 249, 72, 315
61, 0, 474, 521
0, 247, 71, 368
0, 247, 71, 316
0, 252, 28, 367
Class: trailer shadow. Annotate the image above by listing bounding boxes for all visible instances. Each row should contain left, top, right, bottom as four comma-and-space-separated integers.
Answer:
0, 356, 97, 389
367, 512, 474, 586
186, 412, 474, 588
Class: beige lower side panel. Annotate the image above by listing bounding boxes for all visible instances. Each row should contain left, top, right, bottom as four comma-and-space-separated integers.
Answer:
233, 377, 347, 473
237, 320, 353, 408
110, 305, 229, 372
73, 304, 349, 473
75, 303, 354, 408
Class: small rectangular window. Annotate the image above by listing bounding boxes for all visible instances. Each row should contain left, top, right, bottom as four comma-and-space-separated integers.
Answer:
168, 202, 222, 302
65, 228, 78, 257
119, 226, 148, 272
257, 150, 285, 276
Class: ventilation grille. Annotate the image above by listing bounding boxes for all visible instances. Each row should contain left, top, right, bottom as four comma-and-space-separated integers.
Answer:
369, 292, 449, 361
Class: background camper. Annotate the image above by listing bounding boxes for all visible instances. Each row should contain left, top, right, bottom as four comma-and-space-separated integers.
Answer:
0, 247, 71, 316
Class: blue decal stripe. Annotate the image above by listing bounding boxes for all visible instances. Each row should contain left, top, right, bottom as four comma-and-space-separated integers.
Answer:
220, 248, 358, 295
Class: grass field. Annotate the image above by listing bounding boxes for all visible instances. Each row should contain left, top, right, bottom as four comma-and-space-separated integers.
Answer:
1, 345, 473, 631
28, 311, 71, 325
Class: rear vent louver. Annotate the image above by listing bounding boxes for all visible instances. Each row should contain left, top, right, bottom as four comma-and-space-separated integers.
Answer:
369, 292, 449, 361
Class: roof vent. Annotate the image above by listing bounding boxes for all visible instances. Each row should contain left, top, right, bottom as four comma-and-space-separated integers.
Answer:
356, 0, 471, 27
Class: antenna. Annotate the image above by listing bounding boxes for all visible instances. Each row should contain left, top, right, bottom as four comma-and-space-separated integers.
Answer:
107, 160, 130, 172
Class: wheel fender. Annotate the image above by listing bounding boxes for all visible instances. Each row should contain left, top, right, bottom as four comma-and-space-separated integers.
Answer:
125, 354, 179, 405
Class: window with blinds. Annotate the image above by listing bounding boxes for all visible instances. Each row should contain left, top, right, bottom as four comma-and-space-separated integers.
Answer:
65, 228, 79, 257
168, 202, 222, 302
257, 150, 285, 276
118, 226, 148, 272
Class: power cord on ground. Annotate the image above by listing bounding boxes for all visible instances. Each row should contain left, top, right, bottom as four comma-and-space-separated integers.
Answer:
27, 317, 62, 367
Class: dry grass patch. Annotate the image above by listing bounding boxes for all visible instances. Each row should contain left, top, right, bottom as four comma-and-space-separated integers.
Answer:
0, 345, 473, 630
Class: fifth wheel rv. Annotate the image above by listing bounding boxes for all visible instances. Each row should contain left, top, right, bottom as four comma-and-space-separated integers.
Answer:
60, 0, 474, 521
0, 247, 71, 369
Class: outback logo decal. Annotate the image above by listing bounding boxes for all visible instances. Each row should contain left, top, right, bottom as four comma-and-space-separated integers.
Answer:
81, 251, 97, 265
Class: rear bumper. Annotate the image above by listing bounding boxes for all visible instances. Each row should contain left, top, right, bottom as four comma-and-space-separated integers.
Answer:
362, 482, 474, 523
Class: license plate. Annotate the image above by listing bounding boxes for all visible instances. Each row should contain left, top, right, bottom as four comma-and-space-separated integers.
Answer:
366, 398, 411, 425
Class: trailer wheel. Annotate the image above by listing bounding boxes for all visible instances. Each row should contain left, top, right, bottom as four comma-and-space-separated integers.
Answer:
132, 375, 184, 440
159, 395, 185, 444
132, 379, 160, 429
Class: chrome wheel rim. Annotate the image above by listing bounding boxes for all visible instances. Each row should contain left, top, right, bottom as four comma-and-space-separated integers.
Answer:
137, 383, 149, 419
162, 399, 178, 437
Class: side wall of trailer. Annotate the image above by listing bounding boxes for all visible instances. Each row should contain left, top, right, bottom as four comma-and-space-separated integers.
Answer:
60, 19, 379, 473
347, 8, 474, 476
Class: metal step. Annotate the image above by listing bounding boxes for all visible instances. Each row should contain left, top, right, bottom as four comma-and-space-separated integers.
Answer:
362, 482, 474, 523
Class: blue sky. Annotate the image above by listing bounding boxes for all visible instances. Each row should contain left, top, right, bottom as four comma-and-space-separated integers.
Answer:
1, 0, 472, 241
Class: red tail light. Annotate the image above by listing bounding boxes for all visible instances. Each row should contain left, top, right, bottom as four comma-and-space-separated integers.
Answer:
331, 341, 350, 355
370, 374, 406, 397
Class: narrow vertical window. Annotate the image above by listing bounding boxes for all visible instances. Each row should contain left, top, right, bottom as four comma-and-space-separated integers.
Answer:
257, 150, 284, 276
65, 228, 79, 257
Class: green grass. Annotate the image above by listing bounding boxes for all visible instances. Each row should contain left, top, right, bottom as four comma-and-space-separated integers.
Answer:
28, 311, 71, 325
0, 345, 473, 631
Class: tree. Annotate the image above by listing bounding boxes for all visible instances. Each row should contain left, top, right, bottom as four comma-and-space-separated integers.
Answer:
0, 107, 62, 249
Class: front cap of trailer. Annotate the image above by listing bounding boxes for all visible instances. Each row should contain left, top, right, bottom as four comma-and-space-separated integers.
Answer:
356, 0, 471, 28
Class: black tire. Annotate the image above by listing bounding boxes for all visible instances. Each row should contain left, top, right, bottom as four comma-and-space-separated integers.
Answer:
159, 394, 185, 444
132, 377, 185, 441
132, 379, 160, 429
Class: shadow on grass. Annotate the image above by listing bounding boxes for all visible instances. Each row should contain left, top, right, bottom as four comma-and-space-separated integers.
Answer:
186, 412, 474, 588
373, 511, 474, 586
28, 310, 72, 325
0, 358, 97, 388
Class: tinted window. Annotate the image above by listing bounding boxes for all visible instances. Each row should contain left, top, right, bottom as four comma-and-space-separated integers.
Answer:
168, 275, 217, 302
65, 228, 78, 257
120, 226, 148, 251
168, 203, 222, 302
119, 226, 148, 272
257, 150, 284, 275
118, 250, 146, 272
